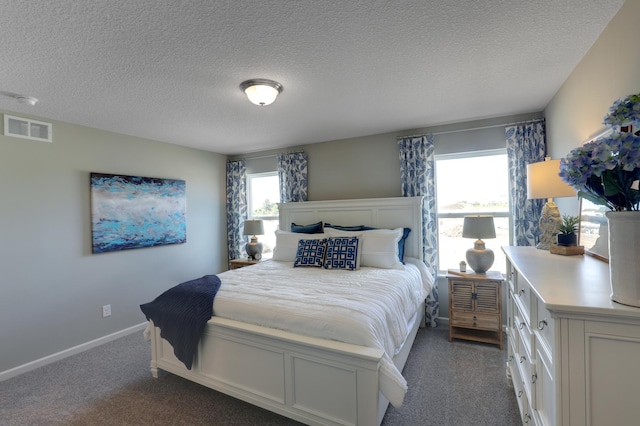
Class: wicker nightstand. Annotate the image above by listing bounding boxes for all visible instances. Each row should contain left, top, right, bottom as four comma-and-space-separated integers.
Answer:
228, 258, 260, 270
447, 270, 504, 349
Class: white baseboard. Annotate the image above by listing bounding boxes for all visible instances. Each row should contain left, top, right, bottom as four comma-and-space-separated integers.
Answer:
0, 322, 147, 382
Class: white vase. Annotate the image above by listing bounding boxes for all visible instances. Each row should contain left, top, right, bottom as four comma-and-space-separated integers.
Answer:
606, 211, 640, 308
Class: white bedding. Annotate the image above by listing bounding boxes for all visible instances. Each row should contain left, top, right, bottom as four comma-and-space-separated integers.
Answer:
212, 257, 433, 407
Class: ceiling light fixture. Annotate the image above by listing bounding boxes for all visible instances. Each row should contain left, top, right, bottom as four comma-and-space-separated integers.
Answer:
239, 79, 283, 106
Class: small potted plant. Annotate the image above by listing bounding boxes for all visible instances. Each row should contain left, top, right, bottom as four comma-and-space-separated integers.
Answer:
556, 214, 579, 246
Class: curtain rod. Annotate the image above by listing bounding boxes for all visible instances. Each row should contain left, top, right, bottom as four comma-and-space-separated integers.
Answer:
229, 150, 305, 161
401, 118, 544, 138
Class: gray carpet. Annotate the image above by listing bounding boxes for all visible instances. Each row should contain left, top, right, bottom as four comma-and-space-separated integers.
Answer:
0, 327, 521, 425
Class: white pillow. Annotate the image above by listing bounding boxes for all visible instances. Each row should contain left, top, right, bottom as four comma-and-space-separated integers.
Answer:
272, 230, 328, 262
325, 228, 404, 269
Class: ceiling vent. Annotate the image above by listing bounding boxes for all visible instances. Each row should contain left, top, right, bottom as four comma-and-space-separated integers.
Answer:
3, 114, 52, 142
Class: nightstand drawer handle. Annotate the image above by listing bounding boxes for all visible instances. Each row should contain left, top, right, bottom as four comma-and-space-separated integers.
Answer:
524, 413, 532, 423
531, 373, 537, 384
519, 322, 526, 330
517, 390, 523, 398
518, 289, 525, 297
538, 319, 547, 330
508, 355, 514, 362
519, 355, 526, 364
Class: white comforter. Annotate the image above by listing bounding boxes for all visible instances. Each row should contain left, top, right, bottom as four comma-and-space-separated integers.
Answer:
212, 257, 434, 407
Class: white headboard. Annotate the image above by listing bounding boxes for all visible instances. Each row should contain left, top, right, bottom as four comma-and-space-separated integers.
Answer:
278, 196, 424, 260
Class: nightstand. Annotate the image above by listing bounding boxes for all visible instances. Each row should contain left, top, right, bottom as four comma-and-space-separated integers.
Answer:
447, 270, 504, 349
229, 258, 259, 270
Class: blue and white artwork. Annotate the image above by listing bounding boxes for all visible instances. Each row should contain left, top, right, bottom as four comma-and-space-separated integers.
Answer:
90, 173, 186, 253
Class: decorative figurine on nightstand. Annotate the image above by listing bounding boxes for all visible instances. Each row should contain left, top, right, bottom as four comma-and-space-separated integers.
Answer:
243, 219, 264, 260
459, 261, 466, 272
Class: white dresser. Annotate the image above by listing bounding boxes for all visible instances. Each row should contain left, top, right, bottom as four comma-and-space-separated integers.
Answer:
503, 246, 640, 426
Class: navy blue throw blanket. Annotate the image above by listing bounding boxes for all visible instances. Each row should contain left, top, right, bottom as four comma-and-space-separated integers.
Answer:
140, 275, 221, 370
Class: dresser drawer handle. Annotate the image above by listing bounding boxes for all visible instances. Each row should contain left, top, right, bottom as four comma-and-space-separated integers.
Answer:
519, 322, 526, 330
524, 413, 532, 423
538, 319, 547, 330
517, 390, 523, 398
532, 373, 537, 384
518, 289, 525, 297
508, 355, 514, 362
519, 355, 526, 364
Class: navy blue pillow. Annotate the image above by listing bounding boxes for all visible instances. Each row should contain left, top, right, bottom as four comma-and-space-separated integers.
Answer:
324, 236, 361, 270
294, 238, 327, 267
324, 223, 365, 232
397, 228, 411, 263
325, 224, 411, 263
291, 221, 323, 234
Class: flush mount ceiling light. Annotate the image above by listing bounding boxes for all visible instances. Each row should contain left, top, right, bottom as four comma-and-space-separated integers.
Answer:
239, 79, 283, 106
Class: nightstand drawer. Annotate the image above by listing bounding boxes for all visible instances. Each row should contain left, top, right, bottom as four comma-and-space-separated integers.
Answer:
451, 311, 500, 330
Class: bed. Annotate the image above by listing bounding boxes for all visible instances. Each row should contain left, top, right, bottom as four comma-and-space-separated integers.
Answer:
145, 196, 434, 425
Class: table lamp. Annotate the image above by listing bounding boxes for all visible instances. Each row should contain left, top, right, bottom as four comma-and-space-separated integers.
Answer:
243, 219, 264, 260
462, 215, 496, 274
526, 158, 576, 250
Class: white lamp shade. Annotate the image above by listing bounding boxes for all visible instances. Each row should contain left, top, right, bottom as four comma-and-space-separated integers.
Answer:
243, 220, 264, 236
240, 79, 283, 106
526, 159, 576, 199
244, 84, 278, 106
462, 215, 496, 239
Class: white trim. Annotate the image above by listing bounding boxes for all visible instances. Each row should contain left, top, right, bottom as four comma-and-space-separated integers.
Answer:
0, 322, 147, 382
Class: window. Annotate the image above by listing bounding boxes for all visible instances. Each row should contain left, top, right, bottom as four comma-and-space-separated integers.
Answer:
436, 150, 510, 274
247, 172, 280, 258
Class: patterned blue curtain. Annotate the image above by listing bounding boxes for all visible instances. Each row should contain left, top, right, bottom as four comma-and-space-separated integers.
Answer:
226, 160, 247, 260
398, 134, 439, 327
277, 152, 308, 203
506, 120, 546, 246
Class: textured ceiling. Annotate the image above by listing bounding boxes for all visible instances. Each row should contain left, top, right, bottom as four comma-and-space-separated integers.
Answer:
0, 1, 625, 154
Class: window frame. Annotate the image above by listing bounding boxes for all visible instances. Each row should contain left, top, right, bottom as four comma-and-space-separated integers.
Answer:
435, 148, 511, 273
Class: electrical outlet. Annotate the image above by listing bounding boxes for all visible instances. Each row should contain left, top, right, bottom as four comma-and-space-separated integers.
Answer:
102, 304, 111, 318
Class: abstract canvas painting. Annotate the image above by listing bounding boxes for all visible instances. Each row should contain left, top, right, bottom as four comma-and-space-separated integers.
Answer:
90, 173, 186, 253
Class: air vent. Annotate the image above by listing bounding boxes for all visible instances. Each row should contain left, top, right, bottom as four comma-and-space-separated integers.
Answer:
3, 114, 52, 142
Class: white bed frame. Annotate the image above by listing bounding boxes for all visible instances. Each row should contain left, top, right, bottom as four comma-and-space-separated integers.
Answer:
148, 196, 425, 426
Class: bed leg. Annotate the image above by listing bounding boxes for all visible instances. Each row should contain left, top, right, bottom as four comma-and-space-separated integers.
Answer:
150, 363, 159, 378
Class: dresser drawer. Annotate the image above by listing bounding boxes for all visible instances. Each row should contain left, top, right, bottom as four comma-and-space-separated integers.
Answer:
507, 262, 517, 294
535, 302, 555, 359
451, 311, 500, 330
514, 311, 534, 359
513, 272, 532, 324
515, 331, 535, 408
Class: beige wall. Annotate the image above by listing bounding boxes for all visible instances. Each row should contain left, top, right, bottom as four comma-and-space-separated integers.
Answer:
546, 0, 640, 215
0, 112, 227, 374
236, 112, 542, 202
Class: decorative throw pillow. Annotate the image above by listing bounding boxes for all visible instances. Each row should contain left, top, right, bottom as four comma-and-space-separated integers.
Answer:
294, 238, 327, 267
291, 221, 323, 234
273, 230, 327, 261
324, 236, 362, 271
